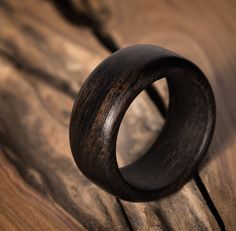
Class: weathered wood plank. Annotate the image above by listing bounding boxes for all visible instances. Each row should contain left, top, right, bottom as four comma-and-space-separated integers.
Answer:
0, 58, 132, 230
0, 0, 231, 230
93, 0, 236, 229
0, 0, 168, 230
0, 1, 131, 230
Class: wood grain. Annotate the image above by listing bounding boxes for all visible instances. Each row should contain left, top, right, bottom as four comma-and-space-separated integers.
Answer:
0, 1, 130, 230
93, 0, 236, 229
0, 148, 84, 231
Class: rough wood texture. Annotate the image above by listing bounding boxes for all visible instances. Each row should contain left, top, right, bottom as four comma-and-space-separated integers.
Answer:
0, 1, 129, 230
0, 0, 233, 230
0, 148, 84, 231
0, 0, 172, 230
91, 0, 236, 229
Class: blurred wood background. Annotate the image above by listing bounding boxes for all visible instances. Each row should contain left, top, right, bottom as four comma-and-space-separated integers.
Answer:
0, 0, 235, 230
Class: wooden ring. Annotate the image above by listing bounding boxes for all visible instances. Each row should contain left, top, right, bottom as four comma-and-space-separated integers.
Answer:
69, 44, 216, 202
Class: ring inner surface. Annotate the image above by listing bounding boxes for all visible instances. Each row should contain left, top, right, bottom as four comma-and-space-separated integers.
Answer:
120, 73, 210, 191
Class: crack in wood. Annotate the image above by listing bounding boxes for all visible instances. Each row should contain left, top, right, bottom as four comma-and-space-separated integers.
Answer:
194, 174, 226, 231
50, 0, 119, 53
116, 198, 134, 231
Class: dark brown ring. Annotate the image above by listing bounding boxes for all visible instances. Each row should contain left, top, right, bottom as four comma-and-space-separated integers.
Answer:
69, 44, 216, 202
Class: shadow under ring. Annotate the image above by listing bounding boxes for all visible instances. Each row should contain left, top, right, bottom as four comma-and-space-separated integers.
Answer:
69, 44, 216, 202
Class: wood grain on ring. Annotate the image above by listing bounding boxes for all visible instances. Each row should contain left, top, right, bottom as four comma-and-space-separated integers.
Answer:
70, 44, 216, 202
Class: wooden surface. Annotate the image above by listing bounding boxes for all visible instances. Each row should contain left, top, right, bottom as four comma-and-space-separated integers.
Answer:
0, 0, 235, 230
0, 148, 84, 231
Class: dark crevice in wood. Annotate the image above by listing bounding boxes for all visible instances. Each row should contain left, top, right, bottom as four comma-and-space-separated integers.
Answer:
194, 173, 226, 231
116, 198, 134, 231
0, 0, 14, 14
146, 85, 167, 118
153, 208, 175, 231
50, 0, 119, 52
91, 28, 119, 53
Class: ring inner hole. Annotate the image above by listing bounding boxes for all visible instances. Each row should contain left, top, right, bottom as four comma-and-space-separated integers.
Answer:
117, 74, 209, 191
116, 79, 169, 169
